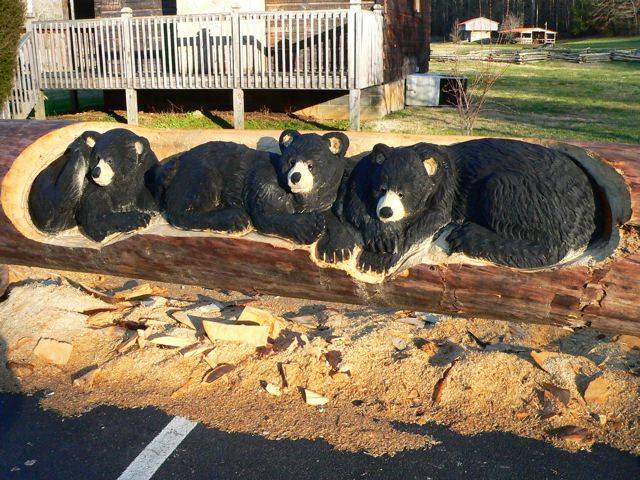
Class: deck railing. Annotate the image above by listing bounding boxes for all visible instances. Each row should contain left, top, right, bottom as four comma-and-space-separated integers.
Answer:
30, 9, 383, 92
1, 32, 40, 120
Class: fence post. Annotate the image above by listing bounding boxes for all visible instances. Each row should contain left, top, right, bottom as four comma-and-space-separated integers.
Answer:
121, 7, 138, 125
231, 6, 244, 129
348, 0, 361, 131
25, 24, 46, 120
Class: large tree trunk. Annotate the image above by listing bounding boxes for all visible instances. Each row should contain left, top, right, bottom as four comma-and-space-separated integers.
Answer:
0, 120, 639, 335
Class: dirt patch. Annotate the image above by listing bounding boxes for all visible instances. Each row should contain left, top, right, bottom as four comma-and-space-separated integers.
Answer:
1, 266, 639, 457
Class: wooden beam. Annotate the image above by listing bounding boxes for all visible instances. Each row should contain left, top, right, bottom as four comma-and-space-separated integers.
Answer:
233, 88, 245, 130
0, 121, 639, 335
125, 89, 138, 125
349, 88, 361, 131
34, 91, 46, 120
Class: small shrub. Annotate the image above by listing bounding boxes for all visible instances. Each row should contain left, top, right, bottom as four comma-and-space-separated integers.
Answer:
0, 0, 25, 105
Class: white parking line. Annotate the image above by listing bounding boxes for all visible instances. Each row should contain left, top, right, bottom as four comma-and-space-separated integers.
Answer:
116, 416, 198, 480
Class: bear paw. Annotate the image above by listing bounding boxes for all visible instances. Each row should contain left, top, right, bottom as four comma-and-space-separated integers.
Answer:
288, 214, 326, 245
356, 251, 399, 275
447, 222, 492, 256
316, 233, 356, 264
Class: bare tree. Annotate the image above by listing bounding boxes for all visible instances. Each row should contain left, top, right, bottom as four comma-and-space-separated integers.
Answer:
450, 18, 463, 43
445, 59, 510, 136
500, 12, 524, 42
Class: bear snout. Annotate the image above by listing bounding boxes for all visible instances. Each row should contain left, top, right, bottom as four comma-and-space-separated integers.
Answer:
91, 159, 115, 187
287, 161, 314, 194
376, 191, 406, 223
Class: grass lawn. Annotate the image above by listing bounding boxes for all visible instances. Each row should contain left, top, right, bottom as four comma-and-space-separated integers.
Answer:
46, 51, 639, 144
431, 35, 640, 53
369, 60, 640, 144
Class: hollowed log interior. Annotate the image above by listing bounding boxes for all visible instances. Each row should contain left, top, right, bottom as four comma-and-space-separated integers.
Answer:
0, 121, 638, 334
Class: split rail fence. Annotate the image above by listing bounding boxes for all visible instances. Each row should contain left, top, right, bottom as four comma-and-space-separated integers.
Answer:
1, 5, 384, 130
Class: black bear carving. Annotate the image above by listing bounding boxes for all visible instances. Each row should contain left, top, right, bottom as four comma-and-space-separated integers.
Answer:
154, 129, 349, 245
318, 138, 599, 272
29, 130, 603, 276
28, 129, 159, 242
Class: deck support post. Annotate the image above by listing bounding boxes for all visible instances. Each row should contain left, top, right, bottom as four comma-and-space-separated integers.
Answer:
34, 91, 46, 120
349, 88, 361, 131
125, 88, 138, 125
233, 88, 245, 130
69, 90, 79, 113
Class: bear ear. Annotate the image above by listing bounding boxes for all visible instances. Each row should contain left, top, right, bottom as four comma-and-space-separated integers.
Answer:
322, 132, 349, 157
134, 139, 146, 156
372, 143, 391, 165
423, 157, 438, 176
279, 129, 301, 152
82, 131, 100, 148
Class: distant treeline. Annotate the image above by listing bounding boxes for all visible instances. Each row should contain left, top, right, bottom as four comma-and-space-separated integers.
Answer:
431, 0, 640, 38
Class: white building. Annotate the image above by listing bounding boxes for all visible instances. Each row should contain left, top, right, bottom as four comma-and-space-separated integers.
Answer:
458, 16, 499, 43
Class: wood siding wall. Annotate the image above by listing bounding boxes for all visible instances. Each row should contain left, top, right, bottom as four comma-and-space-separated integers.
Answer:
94, 0, 176, 18
267, 1, 431, 84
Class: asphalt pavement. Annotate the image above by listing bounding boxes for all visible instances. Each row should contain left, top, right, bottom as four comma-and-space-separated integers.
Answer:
1, 392, 638, 480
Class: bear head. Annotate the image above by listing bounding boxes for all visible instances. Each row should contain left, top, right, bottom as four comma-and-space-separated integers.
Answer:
87, 129, 158, 188
278, 129, 349, 211
368, 143, 452, 224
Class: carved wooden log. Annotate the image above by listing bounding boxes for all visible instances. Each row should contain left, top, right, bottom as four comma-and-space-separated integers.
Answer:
0, 120, 639, 334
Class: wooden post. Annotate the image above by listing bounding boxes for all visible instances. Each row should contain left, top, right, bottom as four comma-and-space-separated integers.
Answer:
349, 88, 361, 131
233, 88, 244, 130
120, 8, 138, 125
125, 88, 138, 126
69, 90, 79, 113
34, 91, 45, 120
348, 0, 362, 132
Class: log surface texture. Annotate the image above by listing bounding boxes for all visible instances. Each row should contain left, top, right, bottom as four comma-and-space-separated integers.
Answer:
0, 120, 639, 335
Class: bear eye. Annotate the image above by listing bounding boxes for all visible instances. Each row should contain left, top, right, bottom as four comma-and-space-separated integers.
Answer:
380, 187, 387, 194
307, 163, 314, 171
398, 192, 404, 198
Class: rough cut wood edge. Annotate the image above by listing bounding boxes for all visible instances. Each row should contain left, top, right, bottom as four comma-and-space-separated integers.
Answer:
0, 121, 639, 335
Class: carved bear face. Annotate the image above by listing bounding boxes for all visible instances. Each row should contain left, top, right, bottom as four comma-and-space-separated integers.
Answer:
87, 129, 155, 188
278, 129, 349, 210
370, 143, 445, 223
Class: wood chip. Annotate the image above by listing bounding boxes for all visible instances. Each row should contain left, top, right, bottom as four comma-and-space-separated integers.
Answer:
114, 283, 166, 301
115, 333, 138, 354
303, 388, 329, 406
202, 363, 235, 383
187, 303, 223, 318
237, 306, 285, 338
584, 376, 613, 406
178, 343, 213, 358
141, 296, 168, 309
287, 315, 317, 327
6, 361, 34, 378
32, 338, 73, 366
7, 336, 33, 354
172, 311, 197, 330
616, 334, 640, 351
542, 382, 571, 406
547, 425, 593, 445
147, 335, 196, 348
63, 277, 119, 304
419, 340, 439, 359
432, 358, 458, 403
391, 337, 407, 351
73, 366, 102, 390
515, 410, 530, 420
86, 310, 127, 329
530, 350, 560, 372
263, 382, 281, 396
323, 350, 343, 371
395, 317, 426, 328
203, 320, 269, 347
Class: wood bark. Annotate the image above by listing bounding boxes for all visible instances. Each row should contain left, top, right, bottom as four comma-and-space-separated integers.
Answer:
0, 120, 639, 335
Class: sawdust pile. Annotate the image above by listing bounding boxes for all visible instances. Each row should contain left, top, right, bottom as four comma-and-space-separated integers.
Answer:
1, 266, 639, 457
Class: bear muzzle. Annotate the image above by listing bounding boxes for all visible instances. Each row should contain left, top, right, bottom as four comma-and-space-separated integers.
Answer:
91, 159, 115, 187
287, 162, 314, 194
376, 191, 406, 223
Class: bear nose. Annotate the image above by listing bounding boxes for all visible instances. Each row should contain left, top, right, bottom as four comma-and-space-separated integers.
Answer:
379, 207, 393, 219
290, 171, 302, 184
92, 166, 101, 178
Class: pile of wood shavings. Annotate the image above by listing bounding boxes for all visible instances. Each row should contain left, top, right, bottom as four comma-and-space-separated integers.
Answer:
1, 266, 639, 457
